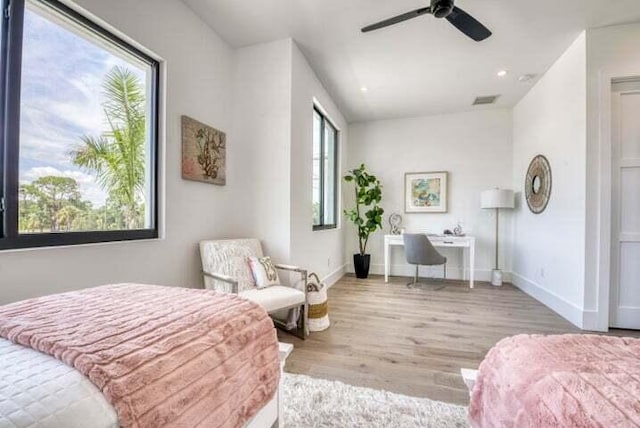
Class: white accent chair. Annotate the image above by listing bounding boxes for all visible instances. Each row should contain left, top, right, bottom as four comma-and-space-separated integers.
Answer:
199, 238, 308, 339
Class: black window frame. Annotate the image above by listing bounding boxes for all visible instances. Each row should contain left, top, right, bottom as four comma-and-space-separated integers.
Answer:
0, 0, 160, 250
312, 106, 338, 231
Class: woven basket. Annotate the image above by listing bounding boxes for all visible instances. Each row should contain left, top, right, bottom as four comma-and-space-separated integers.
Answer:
307, 273, 329, 332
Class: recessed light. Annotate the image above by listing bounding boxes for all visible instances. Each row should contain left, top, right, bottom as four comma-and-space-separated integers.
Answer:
360, 86, 368, 93
497, 70, 508, 78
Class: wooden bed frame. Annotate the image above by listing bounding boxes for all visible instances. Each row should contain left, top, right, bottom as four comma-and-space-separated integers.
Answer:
246, 342, 293, 428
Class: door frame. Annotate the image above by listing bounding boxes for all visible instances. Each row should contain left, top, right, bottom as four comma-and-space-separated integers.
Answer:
595, 69, 640, 331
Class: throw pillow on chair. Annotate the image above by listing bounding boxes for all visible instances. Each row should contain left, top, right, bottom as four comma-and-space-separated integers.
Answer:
248, 256, 280, 289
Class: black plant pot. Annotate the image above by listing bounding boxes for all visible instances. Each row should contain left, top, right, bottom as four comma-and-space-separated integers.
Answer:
353, 254, 371, 279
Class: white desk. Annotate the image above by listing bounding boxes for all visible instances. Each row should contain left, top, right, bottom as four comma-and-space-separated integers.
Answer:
384, 234, 476, 288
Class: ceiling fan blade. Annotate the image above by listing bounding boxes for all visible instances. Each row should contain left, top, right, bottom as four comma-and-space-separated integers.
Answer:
361, 7, 431, 33
445, 6, 492, 41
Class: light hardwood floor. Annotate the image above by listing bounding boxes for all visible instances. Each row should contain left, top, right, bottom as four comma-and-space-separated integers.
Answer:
278, 274, 639, 405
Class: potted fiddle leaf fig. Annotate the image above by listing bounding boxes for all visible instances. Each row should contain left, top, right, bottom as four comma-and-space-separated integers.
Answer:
344, 164, 384, 279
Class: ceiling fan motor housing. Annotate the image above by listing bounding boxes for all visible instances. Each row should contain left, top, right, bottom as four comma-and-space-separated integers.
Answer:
431, 0, 455, 18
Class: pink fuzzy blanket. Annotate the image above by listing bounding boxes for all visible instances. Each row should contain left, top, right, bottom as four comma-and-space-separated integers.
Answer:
0, 284, 280, 428
469, 334, 640, 428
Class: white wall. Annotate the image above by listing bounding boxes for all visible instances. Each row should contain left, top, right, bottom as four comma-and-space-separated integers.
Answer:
232, 39, 293, 262
0, 0, 251, 303
584, 23, 640, 330
511, 33, 587, 328
232, 39, 348, 284
290, 43, 347, 284
347, 110, 513, 281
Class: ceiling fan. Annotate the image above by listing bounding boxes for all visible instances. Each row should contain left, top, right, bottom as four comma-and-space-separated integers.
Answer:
361, 0, 492, 42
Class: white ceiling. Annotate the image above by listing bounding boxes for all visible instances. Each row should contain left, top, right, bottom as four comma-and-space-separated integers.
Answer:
184, 0, 640, 122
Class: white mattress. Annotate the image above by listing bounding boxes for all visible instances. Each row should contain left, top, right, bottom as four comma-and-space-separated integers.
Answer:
0, 338, 118, 428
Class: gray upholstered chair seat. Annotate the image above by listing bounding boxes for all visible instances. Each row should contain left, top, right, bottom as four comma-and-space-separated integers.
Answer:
403, 233, 447, 289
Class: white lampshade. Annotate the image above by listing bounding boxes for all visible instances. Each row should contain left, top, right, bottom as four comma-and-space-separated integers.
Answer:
481, 189, 515, 209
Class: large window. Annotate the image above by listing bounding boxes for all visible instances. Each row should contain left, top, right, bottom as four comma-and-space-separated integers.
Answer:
0, 0, 159, 249
312, 106, 338, 230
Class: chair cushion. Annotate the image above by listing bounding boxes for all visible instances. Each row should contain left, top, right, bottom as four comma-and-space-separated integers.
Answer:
240, 286, 305, 313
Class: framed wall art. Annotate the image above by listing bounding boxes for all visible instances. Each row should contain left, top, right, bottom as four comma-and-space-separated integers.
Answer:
181, 115, 226, 185
405, 171, 448, 213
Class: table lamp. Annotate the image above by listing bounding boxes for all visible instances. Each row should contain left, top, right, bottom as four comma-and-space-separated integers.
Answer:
481, 189, 514, 286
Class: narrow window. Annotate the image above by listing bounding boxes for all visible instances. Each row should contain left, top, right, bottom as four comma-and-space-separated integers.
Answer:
1, 0, 159, 249
312, 106, 338, 230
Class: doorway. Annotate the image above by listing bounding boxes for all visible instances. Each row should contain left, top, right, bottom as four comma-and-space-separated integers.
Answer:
610, 79, 640, 329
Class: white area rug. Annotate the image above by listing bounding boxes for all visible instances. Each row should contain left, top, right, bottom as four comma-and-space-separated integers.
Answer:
282, 373, 469, 428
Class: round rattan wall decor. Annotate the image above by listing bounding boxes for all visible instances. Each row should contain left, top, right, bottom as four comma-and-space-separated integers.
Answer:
525, 155, 552, 214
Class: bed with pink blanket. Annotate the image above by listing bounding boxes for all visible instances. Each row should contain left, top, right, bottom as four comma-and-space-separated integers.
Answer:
469, 334, 640, 427
0, 284, 281, 428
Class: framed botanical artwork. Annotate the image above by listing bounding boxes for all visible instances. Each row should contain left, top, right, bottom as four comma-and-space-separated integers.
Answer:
405, 171, 448, 213
181, 115, 226, 185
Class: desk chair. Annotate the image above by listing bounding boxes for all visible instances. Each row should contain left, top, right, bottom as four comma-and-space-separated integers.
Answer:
403, 233, 447, 290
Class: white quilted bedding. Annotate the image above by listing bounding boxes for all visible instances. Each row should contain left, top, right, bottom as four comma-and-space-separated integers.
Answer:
0, 338, 118, 428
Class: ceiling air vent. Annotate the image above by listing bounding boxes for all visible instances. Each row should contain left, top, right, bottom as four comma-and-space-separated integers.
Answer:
473, 95, 500, 106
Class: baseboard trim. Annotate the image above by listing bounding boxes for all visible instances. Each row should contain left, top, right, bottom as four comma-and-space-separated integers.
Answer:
346, 263, 503, 283
510, 272, 585, 329
322, 264, 346, 289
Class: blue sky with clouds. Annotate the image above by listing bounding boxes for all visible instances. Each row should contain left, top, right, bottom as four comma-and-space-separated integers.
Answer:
19, 4, 146, 206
